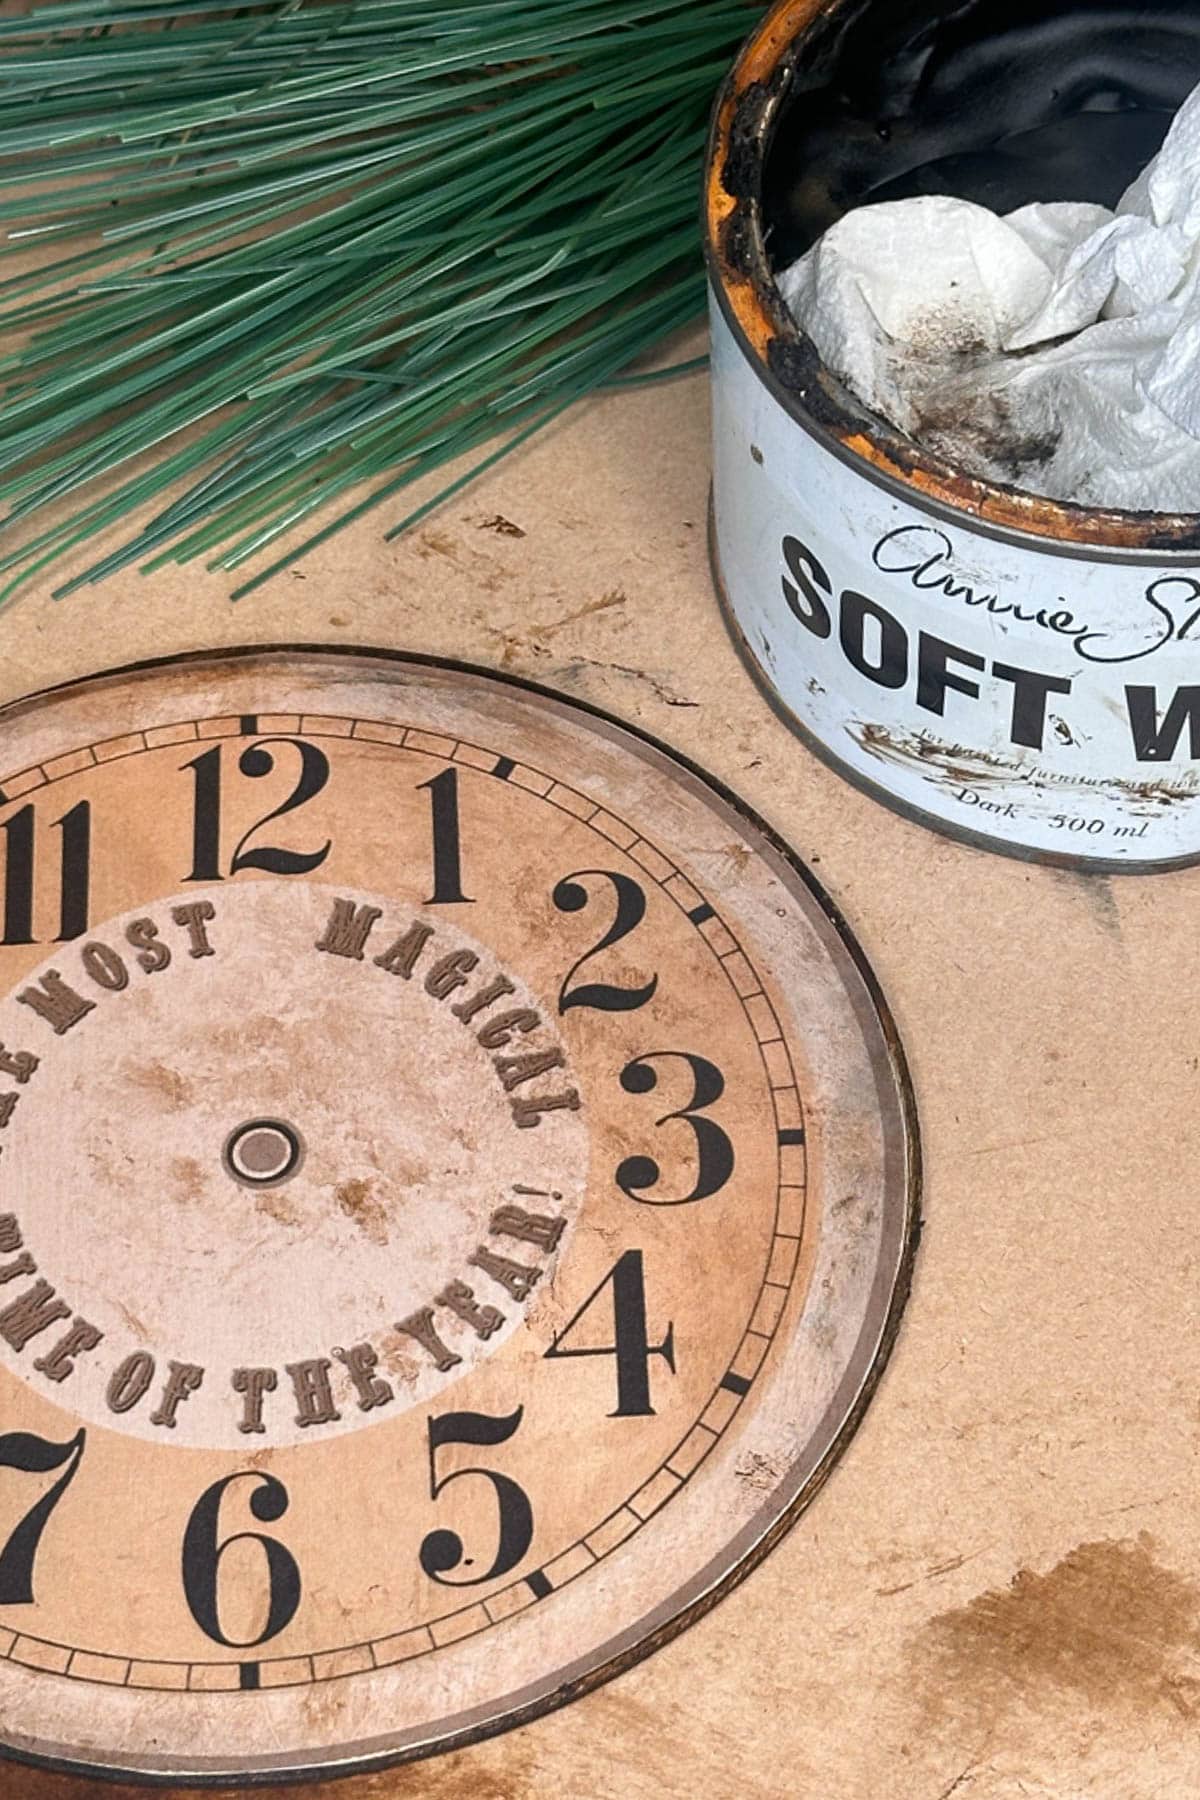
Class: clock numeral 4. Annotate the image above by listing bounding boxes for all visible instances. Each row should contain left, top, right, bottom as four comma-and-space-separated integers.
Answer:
545, 1250, 675, 1417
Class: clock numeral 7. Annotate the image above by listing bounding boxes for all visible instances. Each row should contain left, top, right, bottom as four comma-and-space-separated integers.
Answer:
0, 1427, 86, 1605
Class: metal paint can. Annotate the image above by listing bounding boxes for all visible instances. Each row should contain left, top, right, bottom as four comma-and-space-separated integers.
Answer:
705, 0, 1200, 870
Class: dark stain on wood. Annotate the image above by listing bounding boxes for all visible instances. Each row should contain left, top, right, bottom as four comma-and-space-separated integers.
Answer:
913, 1534, 1200, 1729
477, 515, 526, 539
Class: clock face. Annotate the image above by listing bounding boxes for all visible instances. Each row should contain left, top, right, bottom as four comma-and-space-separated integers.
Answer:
0, 648, 917, 1784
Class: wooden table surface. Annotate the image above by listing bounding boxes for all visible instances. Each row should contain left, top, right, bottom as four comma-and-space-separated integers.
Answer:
1, 336, 1198, 1798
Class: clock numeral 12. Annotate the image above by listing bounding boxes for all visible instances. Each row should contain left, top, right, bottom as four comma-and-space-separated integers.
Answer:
0, 802, 91, 946
183, 740, 332, 882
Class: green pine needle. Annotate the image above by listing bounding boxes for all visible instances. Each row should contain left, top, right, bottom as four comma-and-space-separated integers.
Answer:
0, 0, 749, 603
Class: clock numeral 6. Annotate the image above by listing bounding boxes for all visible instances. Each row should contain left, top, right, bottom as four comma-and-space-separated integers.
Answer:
182, 1472, 302, 1649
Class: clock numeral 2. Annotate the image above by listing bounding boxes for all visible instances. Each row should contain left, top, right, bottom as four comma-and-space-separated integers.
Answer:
183, 740, 332, 882
552, 870, 658, 1013
0, 802, 91, 946
0, 1427, 86, 1605
545, 1250, 675, 1417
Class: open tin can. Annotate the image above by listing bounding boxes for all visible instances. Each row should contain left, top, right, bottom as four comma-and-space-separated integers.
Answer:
705, 0, 1200, 870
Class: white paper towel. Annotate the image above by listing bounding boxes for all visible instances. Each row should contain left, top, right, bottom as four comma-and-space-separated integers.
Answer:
778, 79, 1200, 511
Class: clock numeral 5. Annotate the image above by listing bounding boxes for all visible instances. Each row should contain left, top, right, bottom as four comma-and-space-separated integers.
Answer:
419, 1407, 533, 1587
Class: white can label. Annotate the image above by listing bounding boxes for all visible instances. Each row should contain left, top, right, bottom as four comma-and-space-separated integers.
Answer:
711, 295, 1200, 865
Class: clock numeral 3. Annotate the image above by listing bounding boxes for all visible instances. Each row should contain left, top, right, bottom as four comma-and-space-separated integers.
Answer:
183, 740, 332, 882
617, 1051, 735, 1205
182, 1472, 302, 1649
545, 1250, 674, 1417
419, 1407, 532, 1587
552, 870, 658, 1013
0, 1427, 86, 1605
0, 801, 91, 946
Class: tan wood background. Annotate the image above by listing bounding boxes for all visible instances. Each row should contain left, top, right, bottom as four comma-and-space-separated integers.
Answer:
0, 328, 1197, 1798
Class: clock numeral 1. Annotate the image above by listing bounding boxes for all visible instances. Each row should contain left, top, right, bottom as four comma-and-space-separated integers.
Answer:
545, 1250, 675, 1417
184, 746, 222, 883
0, 1427, 86, 1605
419, 768, 473, 904
0, 801, 91, 946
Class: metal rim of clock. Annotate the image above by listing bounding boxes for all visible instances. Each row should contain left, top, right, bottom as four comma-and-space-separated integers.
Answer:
0, 644, 922, 1791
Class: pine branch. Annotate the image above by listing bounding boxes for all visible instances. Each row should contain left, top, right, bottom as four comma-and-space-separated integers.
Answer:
0, 0, 749, 602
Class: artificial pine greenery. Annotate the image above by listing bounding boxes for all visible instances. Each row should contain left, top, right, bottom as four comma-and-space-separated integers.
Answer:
0, 0, 750, 601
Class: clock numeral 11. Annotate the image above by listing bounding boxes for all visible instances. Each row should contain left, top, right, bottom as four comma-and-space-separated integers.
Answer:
0, 802, 91, 946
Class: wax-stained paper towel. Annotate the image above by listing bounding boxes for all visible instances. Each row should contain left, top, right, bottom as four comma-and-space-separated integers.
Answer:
778, 78, 1200, 511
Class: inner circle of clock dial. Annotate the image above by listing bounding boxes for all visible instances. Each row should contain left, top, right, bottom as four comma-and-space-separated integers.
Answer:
0, 655, 913, 1784
0, 882, 589, 1450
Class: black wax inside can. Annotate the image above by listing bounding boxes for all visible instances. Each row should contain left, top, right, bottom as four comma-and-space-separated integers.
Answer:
761, 0, 1200, 265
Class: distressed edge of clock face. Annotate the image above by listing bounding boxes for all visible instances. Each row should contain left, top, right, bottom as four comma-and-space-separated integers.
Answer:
0, 646, 920, 1787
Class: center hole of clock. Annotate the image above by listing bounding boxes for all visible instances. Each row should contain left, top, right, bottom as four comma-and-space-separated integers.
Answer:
223, 1118, 304, 1189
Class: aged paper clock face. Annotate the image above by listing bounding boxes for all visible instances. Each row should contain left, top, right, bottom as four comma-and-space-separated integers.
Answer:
0, 648, 917, 1784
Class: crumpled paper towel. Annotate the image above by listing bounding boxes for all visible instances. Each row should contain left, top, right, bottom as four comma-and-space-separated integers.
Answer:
778, 78, 1200, 511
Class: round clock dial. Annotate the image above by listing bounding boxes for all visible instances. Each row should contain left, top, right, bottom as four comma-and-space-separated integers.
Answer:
0, 649, 917, 1783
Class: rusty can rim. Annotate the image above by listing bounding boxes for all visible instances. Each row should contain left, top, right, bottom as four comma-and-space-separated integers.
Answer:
704, 0, 1200, 560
